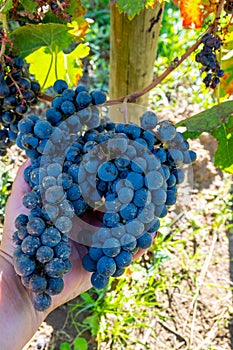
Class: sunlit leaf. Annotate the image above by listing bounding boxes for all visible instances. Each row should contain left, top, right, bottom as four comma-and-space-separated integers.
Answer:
178, 0, 203, 28
26, 43, 89, 89
222, 24, 233, 50
68, 19, 89, 39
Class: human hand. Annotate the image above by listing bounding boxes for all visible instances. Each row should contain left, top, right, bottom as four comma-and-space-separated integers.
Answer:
0, 161, 106, 349
0, 160, 146, 327
1, 160, 99, 317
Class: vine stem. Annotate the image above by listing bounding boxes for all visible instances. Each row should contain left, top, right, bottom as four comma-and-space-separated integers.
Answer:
1, 13, 9, 32
38, 0, 225, 105
38, 33, 209, 105
0, 32, 6, 59
39, 93, 53, 102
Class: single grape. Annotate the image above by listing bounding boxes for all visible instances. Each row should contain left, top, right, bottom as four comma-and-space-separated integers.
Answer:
45, 258, 66, 278
29, 274, 47, 293
46, 277, 64, 295
91, 272, 109, 289
137, 232, 153, 249
33, 293, 52, 312
97, 256, 116, 277
41, 227, 61, 247
36, 245, 54, 263
115, 251, 132, 268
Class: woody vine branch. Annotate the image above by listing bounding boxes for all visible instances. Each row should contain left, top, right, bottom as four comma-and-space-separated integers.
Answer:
39, 0, 226, 104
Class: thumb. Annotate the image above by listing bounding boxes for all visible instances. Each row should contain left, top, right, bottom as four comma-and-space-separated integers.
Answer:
4, 160, 31, 228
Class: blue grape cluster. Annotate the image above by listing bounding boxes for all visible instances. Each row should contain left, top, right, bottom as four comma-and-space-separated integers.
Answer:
13, 79, 196, 311
0, 48, 41, 156
81, 114, 197, 289
195, 33, 224, 89
13, 80, 107, 311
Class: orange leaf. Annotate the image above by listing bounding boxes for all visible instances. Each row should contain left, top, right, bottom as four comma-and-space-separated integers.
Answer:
178, 0, 203, 29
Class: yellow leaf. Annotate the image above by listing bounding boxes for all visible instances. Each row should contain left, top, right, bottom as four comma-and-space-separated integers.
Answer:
26, 44, 89, 89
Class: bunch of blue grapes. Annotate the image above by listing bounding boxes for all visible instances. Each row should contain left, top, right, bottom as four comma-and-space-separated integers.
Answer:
0, 44, 41, 156
13, 79, 196, 311
195, 33, 224, 89
80, 114, 197, 289
13, 80, 107, 311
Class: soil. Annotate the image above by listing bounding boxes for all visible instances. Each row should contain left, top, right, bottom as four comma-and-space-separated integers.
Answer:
18, 107, 233, 350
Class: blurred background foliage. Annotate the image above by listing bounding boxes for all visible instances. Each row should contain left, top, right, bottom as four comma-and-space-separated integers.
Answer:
81, 0, 218, 108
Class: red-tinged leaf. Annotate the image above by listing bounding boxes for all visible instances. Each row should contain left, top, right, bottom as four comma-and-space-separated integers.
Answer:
178, 0, 203, 28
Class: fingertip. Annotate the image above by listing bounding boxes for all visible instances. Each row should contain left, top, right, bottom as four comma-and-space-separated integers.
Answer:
132, 248, 146, 261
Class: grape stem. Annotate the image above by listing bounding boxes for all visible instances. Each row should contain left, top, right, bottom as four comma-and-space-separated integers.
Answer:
38, 0, 225, 105
39, 93, 53, 102
8, 73, 25, 102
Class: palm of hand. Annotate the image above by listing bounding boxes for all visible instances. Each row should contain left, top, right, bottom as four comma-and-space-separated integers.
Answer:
0, 161, 100, 317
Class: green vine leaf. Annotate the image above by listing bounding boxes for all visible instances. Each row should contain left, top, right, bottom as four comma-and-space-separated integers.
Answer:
180, 130, 202, 140
176, 101, 233, 133
176, 102, 233, 174
26, 43, 89, 89
10, 24, 74, 58
211, 116, 233, 174
115, 0, 158, 20
19, 0, 37, 12
0, 0, 13, 13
